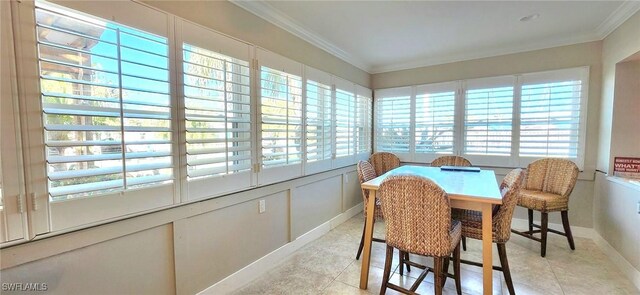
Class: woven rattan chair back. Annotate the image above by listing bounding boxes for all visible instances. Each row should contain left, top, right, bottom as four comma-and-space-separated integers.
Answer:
369, 152, 400, 176
524, 158, 579, 198
357, 160, 378, 205
493, 168, 524, 242
430, 156, 472, 167
378, 175, 453, 257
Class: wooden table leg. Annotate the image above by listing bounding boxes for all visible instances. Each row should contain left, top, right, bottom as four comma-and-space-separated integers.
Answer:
481, 203, 493, 295
359, 190, 377, 289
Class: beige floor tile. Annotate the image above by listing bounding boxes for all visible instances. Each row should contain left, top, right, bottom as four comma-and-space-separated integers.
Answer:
234, 215, 640, 295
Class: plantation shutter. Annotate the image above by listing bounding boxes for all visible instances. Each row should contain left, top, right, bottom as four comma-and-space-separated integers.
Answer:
519, 67, 588, 168
414, 82, 457, 161
257, 48, 303, 184
36, 1, 173, 200
178, 20, 254, 199
356, 86, 373, 160
374, 87, 412, 160
463, 76, 515, 166
304, 67, 333, 174
333, 78, 357, 167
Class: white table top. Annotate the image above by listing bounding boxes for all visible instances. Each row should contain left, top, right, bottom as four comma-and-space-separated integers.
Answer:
362, 165, 502, 204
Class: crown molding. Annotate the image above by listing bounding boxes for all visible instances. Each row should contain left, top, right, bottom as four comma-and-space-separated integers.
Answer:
232, 0, 640, 75
230, 0, 372, 73
595, 0, 640, 39
370, 32, 601, 74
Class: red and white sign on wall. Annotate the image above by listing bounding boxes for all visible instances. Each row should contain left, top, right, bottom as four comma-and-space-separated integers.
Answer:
613, 157, 640, 179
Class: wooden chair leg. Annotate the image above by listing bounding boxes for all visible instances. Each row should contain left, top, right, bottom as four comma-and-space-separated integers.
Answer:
380, 245, 394, 295
561, 210, 575, 250
405, 252, 411, 272
453, 244, 462, 295
433, 257, 444, 295
528, 209, 534, 232
541, 212, 548, 257
462, 236, 467, 251
356, 221, 366, 260
498, 243, 515, 295
441, 253, 450, 287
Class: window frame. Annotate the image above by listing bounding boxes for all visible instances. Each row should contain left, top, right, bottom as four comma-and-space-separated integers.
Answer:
1, 0, 29, 244
176, 19, 255, 201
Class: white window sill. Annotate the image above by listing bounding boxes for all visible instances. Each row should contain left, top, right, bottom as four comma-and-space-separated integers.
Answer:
607, 176, 640, 191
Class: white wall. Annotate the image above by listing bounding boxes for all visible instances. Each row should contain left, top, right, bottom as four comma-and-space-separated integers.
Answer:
610, 60, 640, 167
598, 11, 640, 173
0, 167, 362, 295
594, 10, 640, 280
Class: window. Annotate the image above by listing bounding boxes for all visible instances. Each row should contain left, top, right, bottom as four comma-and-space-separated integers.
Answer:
335, 88, 356, 160
374, 88, 412, 157
183, 44, 252, 179
462, 77, 514, 166
519, 68, 588, 167
260, 66, 303, 168
15, 1, 373, 234
305, 80, 332, 163
36, 1, 172, 200
414, 83, 456, 159
374, 68, 588, 169
356, 88, 372, 157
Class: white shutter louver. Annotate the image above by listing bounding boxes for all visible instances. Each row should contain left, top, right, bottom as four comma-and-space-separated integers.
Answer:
415, 86, 455, 154
464, 84, 513, 156
260, 66, 303, 167
183, 44, 252, 179
520, 80, 583, 159
375, 93, 411, 153
36, 2, 172, 200
305, 80, 332, 163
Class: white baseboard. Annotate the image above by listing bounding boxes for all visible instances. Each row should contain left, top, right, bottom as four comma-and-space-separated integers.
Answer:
198, 203, 364, 294
512, 218, 639, 290
510, 218, 596, 239
592, 233, 640, 290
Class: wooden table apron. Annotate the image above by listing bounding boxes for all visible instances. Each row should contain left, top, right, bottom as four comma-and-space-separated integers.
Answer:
358, 166, 502, 295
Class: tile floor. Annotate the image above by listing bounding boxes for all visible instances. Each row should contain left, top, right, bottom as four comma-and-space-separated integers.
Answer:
234, 215, 640, 295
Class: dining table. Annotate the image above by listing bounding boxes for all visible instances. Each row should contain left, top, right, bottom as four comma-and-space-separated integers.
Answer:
359, 165, 502, 295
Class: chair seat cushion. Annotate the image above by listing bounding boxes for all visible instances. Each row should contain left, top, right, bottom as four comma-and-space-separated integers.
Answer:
452, 209, 510, 243
517, 189, 568, 212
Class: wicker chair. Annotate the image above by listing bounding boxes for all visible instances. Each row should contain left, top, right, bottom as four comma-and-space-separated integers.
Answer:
430, 156, 472, 168
378, 175, 462, 295
511, 158, 579, 257
452, 168, 524, 295
369, 152, 400, 176
355, 161, 385, 260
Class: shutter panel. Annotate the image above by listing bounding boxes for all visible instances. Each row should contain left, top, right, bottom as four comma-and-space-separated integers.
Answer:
260, 67, 303, 167
356, 87, 372, 159
305, 80, 332, 163
183, 44, 252, 179
463, 77, 514, 165
415, 82, 456, 158
519, 67, 587, 168
36, 2, 172, 200
374, 88, 411, 154
335, 88, 356, 158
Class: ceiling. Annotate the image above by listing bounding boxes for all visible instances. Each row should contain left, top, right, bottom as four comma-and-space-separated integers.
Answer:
231, 1, 640, 74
